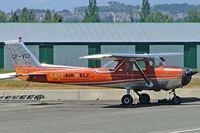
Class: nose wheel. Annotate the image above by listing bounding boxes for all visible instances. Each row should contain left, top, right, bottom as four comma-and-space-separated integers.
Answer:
171, 89, 181, 105
172, 96, 181, 105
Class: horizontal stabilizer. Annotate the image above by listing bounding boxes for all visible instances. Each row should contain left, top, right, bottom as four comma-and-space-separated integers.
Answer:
0, 72, 18, 80
0, 72, 46, 80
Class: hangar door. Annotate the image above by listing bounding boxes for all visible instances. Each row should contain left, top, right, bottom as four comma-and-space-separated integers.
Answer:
150, 45, 184, 67
184, 44, 197, 68
101, 44, 135, 66
198, 45, 200, 68
54, 45, 88, 67
39, 45, 53, 64
0, 44, 3, 68
136, 44, 149, 54
88, 44, 101, 68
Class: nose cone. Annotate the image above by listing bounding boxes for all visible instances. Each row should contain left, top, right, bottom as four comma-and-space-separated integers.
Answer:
184, 68, 198, 76
182, 68, 198, 86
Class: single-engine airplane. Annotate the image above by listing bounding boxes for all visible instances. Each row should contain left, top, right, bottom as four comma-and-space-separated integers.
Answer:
0, 39, 198, 105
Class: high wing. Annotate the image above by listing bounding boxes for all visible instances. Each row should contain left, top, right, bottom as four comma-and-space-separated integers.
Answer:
80, 53, 182, 60
0, 72, 46, 80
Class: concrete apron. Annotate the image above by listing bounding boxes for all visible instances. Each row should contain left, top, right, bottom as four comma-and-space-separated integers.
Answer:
0, 88, 200, 101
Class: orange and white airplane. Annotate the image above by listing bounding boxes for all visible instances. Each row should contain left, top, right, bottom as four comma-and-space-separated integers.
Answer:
0, 39, 198, 105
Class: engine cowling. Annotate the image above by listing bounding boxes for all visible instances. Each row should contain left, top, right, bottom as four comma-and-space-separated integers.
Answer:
182, 68, 198, 86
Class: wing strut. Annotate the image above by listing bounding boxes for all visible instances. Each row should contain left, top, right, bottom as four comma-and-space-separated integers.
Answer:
133, 61, 153, 88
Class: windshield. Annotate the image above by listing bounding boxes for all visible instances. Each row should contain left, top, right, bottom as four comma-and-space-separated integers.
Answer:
149, 57, 164, 68
102, 60, 118, 70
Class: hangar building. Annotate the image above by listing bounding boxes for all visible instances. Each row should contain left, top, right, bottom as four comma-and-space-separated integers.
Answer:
0, 23, 200, 69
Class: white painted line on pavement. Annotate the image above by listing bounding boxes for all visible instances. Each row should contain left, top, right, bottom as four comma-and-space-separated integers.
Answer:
169, 128, 200, 133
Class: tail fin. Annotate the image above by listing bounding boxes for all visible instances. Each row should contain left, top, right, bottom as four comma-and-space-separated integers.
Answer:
4, 39, 41, 67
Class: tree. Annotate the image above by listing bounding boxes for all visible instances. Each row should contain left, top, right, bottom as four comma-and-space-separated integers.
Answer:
130, 9, 140, 22
0, 10, 7, 22
145, 11, 174, 22
140, 0, 150, 22
43, 9, 52, 22
184, 9, 200, 22
10, 11, 19, 22
20, 7, 30, 22
19, 7, 36, 22
29, 10, 36, 22
82, 0, 100, 23
53, 13, 63, 22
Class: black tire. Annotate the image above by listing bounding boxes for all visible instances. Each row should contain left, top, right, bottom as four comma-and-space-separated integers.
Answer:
121, 94, 133, 106
139, 93, 150, 104
172, 96, 181, 105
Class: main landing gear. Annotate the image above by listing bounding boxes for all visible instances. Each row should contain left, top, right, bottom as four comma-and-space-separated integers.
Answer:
121, 89, 182, 106
121, 89, 133, 106
121, 89, 151, 106
121, 94, 133, 106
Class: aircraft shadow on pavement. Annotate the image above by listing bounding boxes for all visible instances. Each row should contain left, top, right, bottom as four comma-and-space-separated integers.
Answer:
103, 97, 200, 108
28, 102, 63, 106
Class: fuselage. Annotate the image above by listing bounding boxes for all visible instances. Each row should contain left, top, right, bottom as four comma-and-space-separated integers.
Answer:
15, 59, 185, 91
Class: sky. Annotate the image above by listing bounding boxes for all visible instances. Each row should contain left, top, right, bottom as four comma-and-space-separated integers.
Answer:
1, 0, 200, 12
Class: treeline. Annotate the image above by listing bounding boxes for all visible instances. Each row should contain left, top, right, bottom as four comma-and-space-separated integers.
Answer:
139, 0, 173, 22
79, 0, 200, 23
75, 1, 140, 13
153, 3, 200, 15
1, 0, 200, 23
0, 8, 63, 23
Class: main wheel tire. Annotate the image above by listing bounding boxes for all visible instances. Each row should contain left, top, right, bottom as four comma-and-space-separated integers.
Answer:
121, 94, 133, 106
139, 93, 150, 104
172, 96, 181, 105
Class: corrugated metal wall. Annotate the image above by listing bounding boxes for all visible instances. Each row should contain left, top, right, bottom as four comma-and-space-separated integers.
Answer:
150, 45, 184, 67
4, 45, 39, 70
101, 45, 135, 54
54, 45, 88, 67
2, 43, 200, 69
27, 45, 40, 60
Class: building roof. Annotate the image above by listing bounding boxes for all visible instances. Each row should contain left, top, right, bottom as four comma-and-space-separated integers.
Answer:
0, 23, 200, 43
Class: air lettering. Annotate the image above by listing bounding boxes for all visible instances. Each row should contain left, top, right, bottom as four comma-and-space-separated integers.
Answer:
65, 73, 89, 78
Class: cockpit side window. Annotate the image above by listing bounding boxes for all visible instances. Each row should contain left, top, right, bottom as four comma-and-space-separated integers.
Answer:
102, 60, 119, 70
125, 60, 146, 71
132, 60, 146, 71
125, 61, 133, 71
